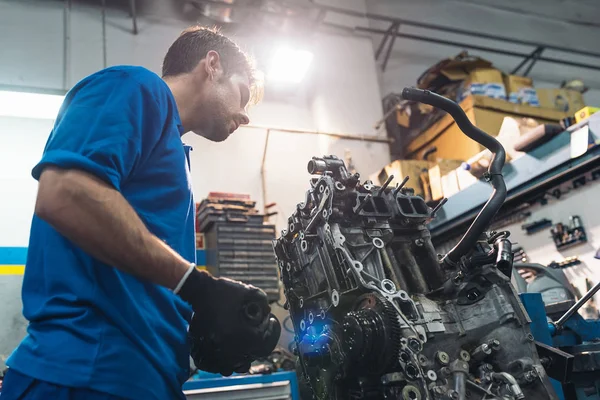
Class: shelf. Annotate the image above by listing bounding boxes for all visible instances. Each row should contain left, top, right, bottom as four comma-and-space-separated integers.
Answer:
428, 119, 600, 240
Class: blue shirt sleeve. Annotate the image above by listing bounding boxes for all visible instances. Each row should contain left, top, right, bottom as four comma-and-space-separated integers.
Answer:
32, 70, 164, 191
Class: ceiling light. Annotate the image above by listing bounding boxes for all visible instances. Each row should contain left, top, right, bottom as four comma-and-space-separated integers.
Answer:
267, 46, 314, 84
0, 90, 65, 120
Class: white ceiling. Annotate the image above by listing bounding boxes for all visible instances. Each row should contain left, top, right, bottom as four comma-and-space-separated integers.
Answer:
447, 0, 600, 26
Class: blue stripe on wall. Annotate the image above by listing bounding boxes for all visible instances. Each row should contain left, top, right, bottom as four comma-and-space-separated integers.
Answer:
0, 247, 28, 264
196, 250, 206, 265
0, 247, 207, 266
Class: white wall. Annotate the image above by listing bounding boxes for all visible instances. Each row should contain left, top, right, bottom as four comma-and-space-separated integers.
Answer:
0, 0, 388, 246
503, 182, 600, 311
0, 0, 388, 368
368, 0, 600, 105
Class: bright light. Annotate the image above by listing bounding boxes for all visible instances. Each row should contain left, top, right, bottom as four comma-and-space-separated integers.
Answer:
0, 90, 64, 120
267, 46, 314, 84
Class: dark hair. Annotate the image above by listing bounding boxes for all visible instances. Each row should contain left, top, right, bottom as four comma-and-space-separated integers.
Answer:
162, 26, 255, 81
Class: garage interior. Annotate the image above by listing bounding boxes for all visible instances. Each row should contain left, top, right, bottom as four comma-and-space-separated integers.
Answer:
1, 0, 600, 399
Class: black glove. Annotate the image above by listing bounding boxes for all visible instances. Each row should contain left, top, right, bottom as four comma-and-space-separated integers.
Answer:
178, 268, 281, 376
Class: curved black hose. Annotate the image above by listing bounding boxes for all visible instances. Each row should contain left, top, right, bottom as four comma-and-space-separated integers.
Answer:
401, 88, 507, 266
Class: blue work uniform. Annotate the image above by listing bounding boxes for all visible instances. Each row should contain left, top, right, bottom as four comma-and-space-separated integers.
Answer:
4, 66, 196, 400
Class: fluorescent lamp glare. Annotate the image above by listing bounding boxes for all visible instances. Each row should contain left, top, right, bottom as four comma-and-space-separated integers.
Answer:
268, 47, 314, 84
0, 90, 64, 119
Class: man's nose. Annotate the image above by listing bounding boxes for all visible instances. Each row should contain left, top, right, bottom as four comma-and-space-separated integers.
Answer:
239, 111, 250, 125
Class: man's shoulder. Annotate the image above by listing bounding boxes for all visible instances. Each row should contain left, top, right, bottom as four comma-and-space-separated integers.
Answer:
84, 66, 170, 100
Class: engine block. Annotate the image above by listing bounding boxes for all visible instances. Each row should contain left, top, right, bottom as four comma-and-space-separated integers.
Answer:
273, 156, 558, 400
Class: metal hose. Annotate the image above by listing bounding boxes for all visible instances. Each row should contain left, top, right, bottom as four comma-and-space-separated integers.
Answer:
401, 88, 507, 266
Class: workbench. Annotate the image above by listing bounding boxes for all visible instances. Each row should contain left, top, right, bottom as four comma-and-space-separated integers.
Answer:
183, 371, 300, 400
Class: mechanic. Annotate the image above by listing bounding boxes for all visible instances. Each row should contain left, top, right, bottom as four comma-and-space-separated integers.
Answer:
1, 26, 279, 400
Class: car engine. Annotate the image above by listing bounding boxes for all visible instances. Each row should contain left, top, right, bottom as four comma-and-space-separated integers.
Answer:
272, 89, 559, 399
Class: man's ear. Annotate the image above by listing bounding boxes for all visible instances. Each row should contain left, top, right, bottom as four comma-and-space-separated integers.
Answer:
205, 50, 223, 80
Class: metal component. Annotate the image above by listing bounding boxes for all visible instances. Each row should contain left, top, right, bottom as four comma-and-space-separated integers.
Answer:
316, 3, 600, 61
459, 350, 471, 362
381, 22, 400, 72
436, 351, 450, 365
555, 280, 600, 331
381, 279, 396, 294
101, 0, 107, 69
392, 176, 409, 196
402, 385, 421, 400
471, 343, 492, 362
377, 174, 394, 196
273, 97, 556, 399
372, 237, 385, 249
534, 341, 574, 383
355, 194, 372, 214
491, 372, 525, 399
427, 370, 438, 382
526, 333, 535, 342
359, 25, 600, 72
431, 197, 448, 215
62, 0, 72, 90
331, 290, 339, 307
129, 0, 138, 35
488, 339, 501, 351
511, 46, 545, 76
243, 124, 391, 143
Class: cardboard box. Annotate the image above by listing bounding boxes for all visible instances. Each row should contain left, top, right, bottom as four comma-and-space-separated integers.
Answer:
537, 89, 585, 114
429, 160, 463, 200
504, 75, 532, 96
464, 68, 506, 100
377, 160, 433, 198
407, 95, 570, 161
504, 75, 538, 106
575, 106, 600, 123
441, 170, 461, 198
418, 52, 493, 89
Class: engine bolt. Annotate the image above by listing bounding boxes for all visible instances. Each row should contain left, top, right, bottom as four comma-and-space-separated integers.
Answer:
436, 351, 450, 365
460, 350, 471, 362
526, 333, 534, 342
427, 370, 438, 382
488, 339, 501, 350
409, 337, 422, 352
449, 390, 460, 399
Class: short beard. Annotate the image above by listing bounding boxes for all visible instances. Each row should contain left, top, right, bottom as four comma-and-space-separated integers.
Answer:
195, 117, 231, 142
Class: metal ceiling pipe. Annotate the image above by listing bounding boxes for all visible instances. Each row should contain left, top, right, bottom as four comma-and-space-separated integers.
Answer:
63, 0, 72, 90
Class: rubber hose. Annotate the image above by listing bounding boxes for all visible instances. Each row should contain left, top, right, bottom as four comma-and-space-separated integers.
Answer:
401, 88, 507, 266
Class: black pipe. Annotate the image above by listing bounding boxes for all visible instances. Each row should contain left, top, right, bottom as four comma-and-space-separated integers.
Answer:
355, 26, 600, 72
316, 3, 600, 59
401, 88, 507, 266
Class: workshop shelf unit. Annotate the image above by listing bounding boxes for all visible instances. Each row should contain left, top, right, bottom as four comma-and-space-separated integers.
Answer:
428, 113, 600, 245
204, 222, 280, 302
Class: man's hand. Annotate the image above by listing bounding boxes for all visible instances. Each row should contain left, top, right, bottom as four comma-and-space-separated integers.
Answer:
177, 269, 281, 376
